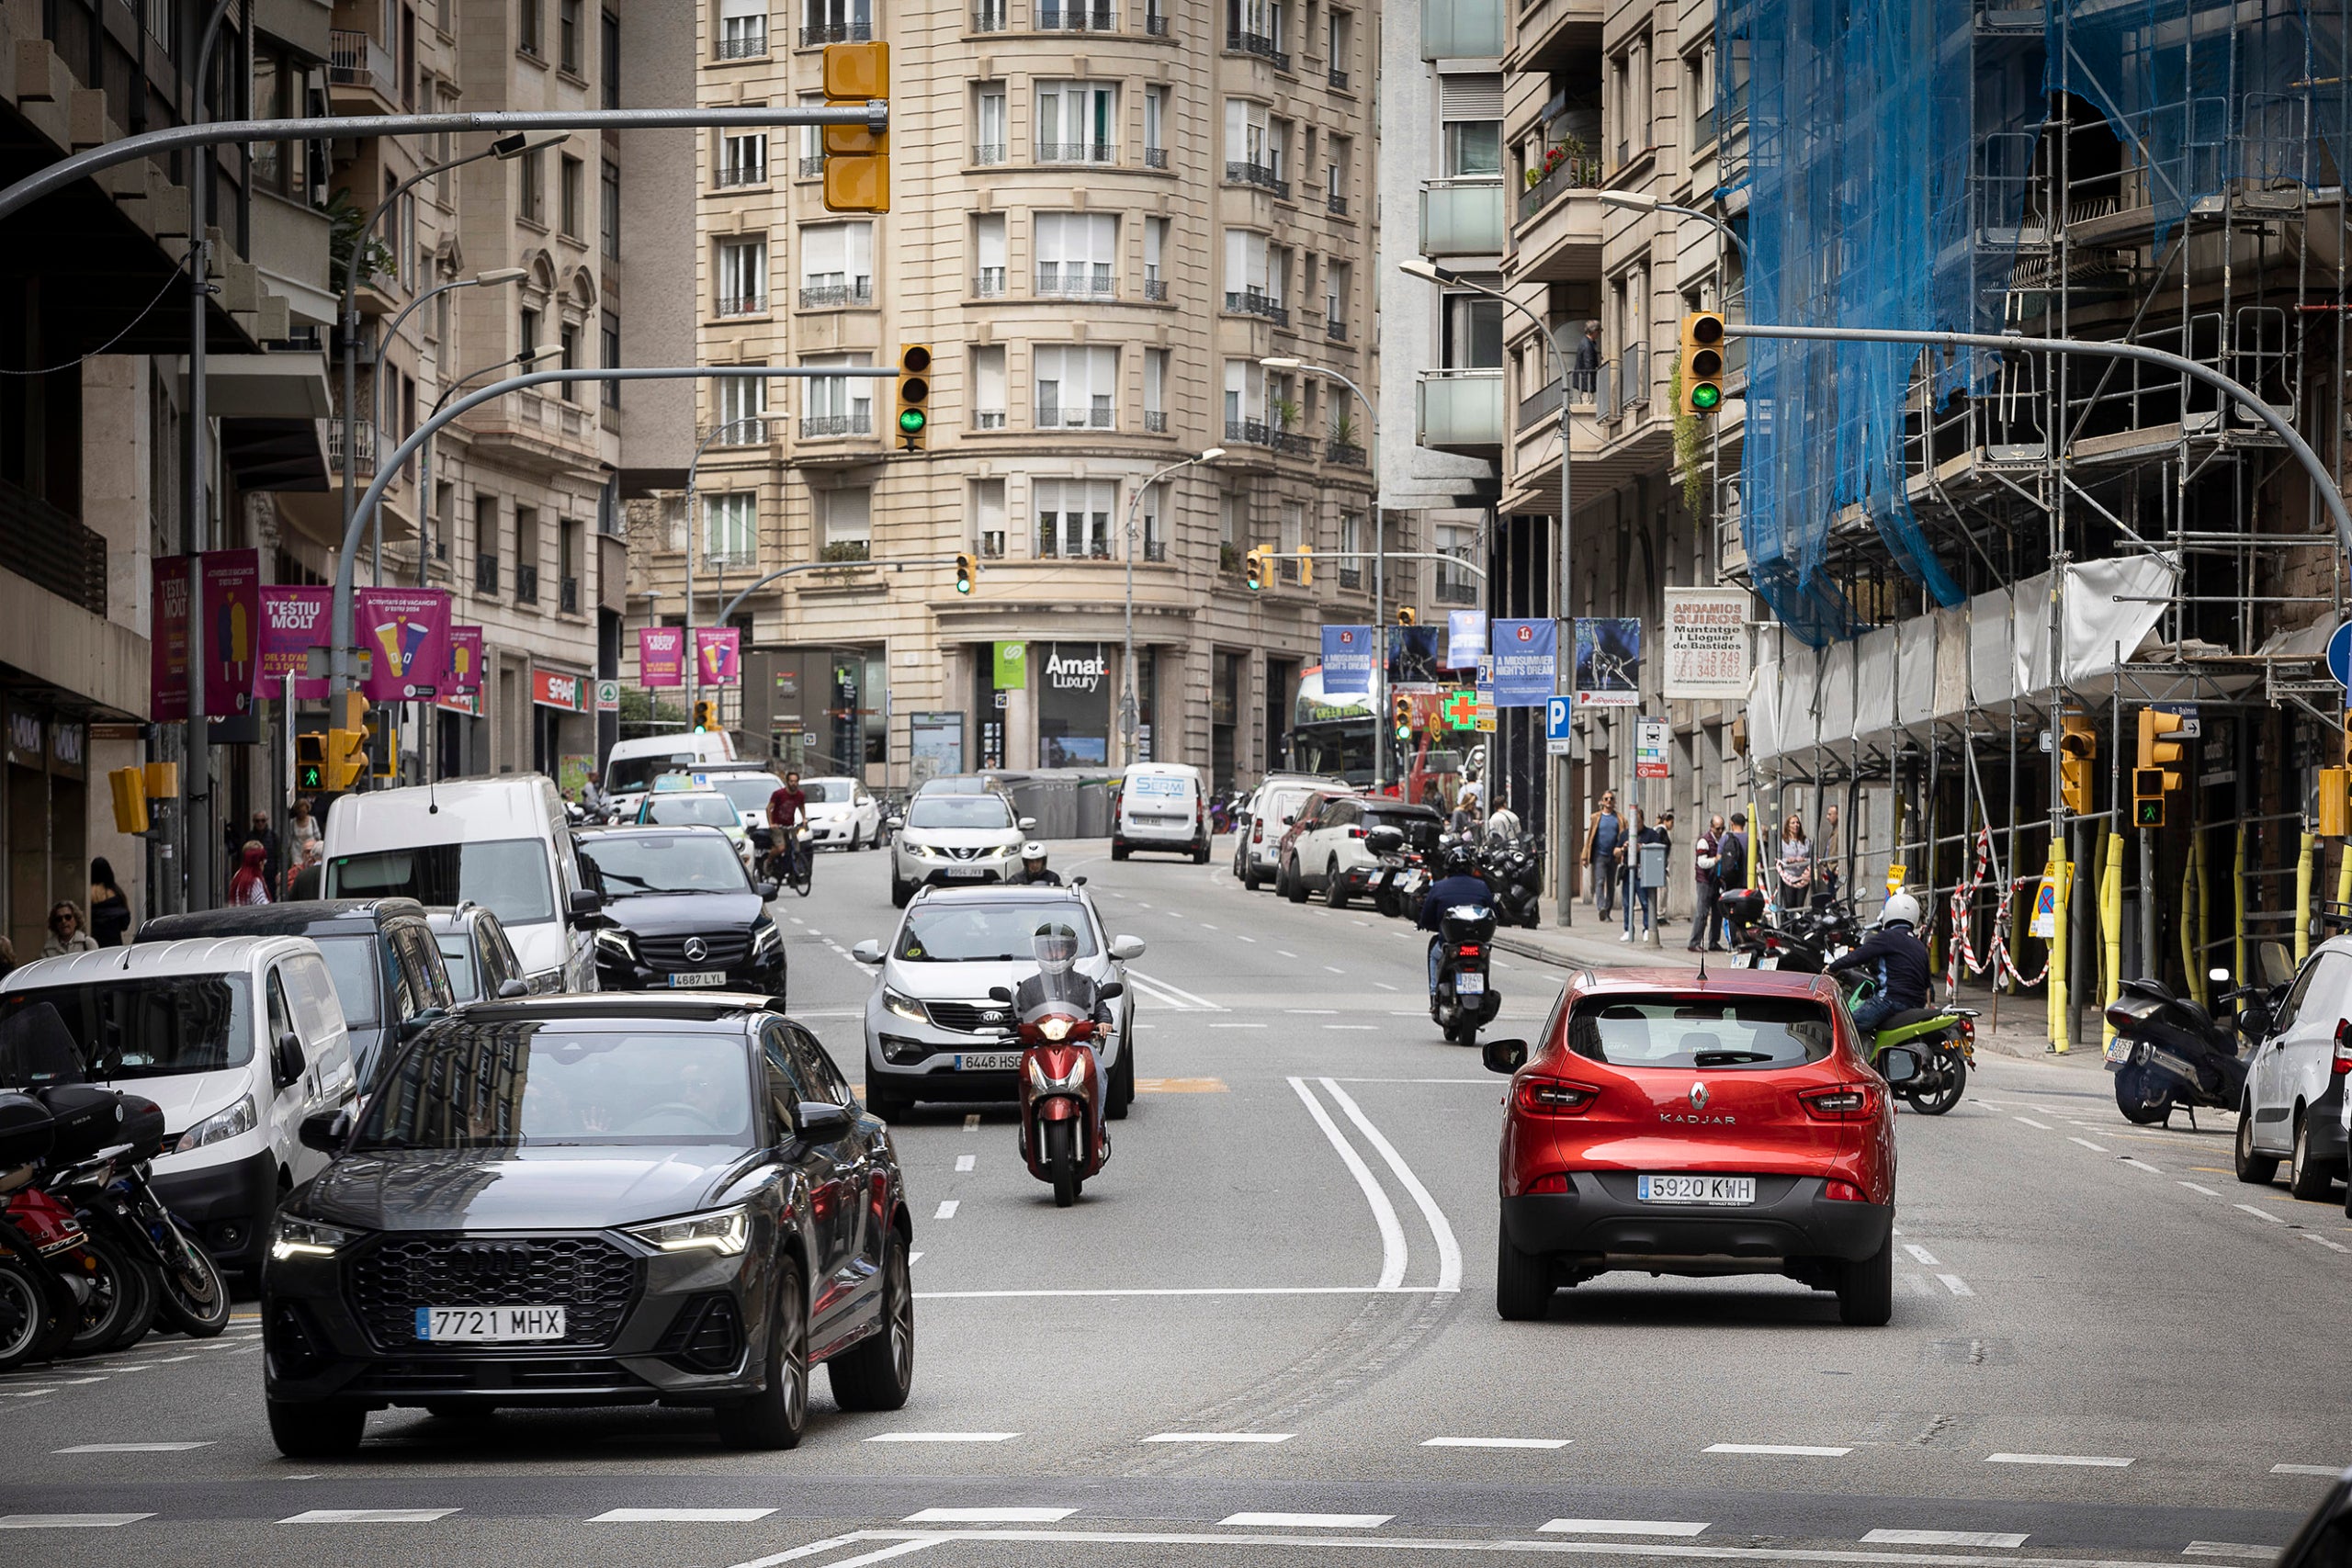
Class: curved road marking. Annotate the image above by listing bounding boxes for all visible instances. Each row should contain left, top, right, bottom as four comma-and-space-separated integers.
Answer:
1318, 1077, 1463, 1292
1288, 1077, 1408, 1291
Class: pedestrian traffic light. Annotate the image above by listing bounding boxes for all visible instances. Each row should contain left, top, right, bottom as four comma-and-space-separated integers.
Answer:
1396, 606, 1416, 626
2057, 714, 2097, 817
1679, 312, 1726, 415
296, 733, 328, 794
1244, 546, 1267, 592
820, 42, 889, 213
1392, 694, 1413, 739
2132, 708, 2187, 829
1297, 546, 1313, 587
895, 344, 931, 450
955, 551, 976, 594
693, 698, 718, 733
365, 716, 399, 781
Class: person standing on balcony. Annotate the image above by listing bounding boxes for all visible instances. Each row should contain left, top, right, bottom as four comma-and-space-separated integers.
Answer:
1573, 320, 1601, 393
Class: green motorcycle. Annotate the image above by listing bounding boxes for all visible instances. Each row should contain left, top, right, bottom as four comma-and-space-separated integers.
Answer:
1840, 972, 1976, 1115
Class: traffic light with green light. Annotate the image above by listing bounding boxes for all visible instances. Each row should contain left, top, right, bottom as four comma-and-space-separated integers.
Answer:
1392, 694, 1413, 739
693, 699, 718, 733
1680, 312, 1725, 415
896, 344, 930, 450
1244, 547, 1267, 592
955, 551, 976, 594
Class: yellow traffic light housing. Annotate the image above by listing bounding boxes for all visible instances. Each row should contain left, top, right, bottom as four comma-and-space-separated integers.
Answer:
2057, 713, 2097, 817
820, 42, 889, 213
2320, 768, 2352, 838
296, 733, 329, 794
107, 766, 149, 835
693, 698, 718, 733
366, 717, 399, 781
1297, 546, 1313, 587
2135, 709, 2187, 791
955, 551, 976, 594
1680, 312, 1726, 415
1392, 694, 1413, 739
1397, 606, 1417, 626
1244, 547, 1266, 592
895, 344, 931, 450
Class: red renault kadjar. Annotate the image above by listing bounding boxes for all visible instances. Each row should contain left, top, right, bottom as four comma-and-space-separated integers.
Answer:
1483, 969, 1908, 1325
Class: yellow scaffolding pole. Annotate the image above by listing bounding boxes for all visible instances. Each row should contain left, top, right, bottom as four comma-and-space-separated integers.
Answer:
2099, 829, 2124, 1046
2295, 832, 2315, 964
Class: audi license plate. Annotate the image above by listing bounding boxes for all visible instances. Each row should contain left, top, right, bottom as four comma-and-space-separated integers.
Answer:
1454, 972, 1487, 996
1638, 1175, 1756, 1206
669, 970, 728, 987
414, 1305, 565, 1342
956, 1052, 1020, 1071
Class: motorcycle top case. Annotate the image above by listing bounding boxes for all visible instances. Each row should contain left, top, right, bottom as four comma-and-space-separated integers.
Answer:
1440, 905, 1499, 945
0, 1090, 54, 1168
116, 1093, 166, 1160
35, 1084, 125, 1161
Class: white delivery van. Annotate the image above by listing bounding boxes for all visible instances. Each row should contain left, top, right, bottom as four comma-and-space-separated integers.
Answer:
0, 936, 358, 1272
1113, 761, 1208, 863
322, 775, 601, 993
603, 730, 739, 819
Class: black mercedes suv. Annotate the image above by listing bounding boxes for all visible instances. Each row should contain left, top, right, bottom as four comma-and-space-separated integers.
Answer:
574, 826, 788, 997
260, 993, 911, 1455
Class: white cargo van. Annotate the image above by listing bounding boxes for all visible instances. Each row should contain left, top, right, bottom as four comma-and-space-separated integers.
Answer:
604, 730, 738, 819
1113, 761, 1208, 863
322, 775, 601, 992
0, 936, 358, 1273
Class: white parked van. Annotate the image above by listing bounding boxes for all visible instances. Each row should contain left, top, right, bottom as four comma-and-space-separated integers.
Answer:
1113, 761, 1208, 863
321, 775, 601, 992
604, 730, 739, 819
0, 936, 358, 1273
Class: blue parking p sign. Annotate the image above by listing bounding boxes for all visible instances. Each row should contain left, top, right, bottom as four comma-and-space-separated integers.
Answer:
1546, 697, 1574, 741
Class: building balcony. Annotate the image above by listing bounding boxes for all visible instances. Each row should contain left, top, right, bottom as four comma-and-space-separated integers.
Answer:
474, 553, 499, 595
972, 3, 1009, 30
1417, 368, 1503, 454
1227, 160, 1290, 197
0, 481, 107, 617
716, 293, 769, 318
1338, 564, 1361, 589
1326, 439, 1367, 467
715, 27, 767, 60
820, 539, 872, 564
1507, 0, 1607, 75
801, 412, 874, 439
1434, 576, 1481, 605
1271, 429, 1315, 457
1225, 288, 1289, 325
1037, 2, 1116, 27
1144, 539, 1169, 561
1226, 28, 1291, 70
1421, 0, 1505, 59
1036, 142, 1116, 164
1419, 178, 1506, 256
1329, 67, 1350, 90
1511, 161, 1604, 281
1326, 191, 1349, 217
797, 153, 826, 177
715, 161, 767, 188
1146, 6, 1171, 36
1326, 317, 1349, 343
1036, 402, 1116, 430
973, 142, 1008, 165
975, 410, 1008, 429
1144, 410, 1169, 432
515, 563, 540, 604
798, 280, 875, 310
1144, 277, 1170, 301
1145, 147, 1170, 169
1036, 269, 1116, 299
973, 270, 1008, 298
560, 575, 581, 614
1224, 417, 1273, 448
799, 21, 872, 47
327, 29, 401, 109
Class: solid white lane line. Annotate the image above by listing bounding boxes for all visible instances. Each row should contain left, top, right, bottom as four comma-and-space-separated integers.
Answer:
52, 1442, 212, 1453
594, 1508, 776, 1522
2236, 1203, 2289, 1224
0, 1515, 153, 1529
904, 1508, 1076, 1524
279, 1509, 460, 1523
917, 1286, 1455, 1299
2013, 1116, 2051, 1130
1289, 1076, 1408, 1291
1985, 1453, 2132, 1468
1142, 1431, 1293, 1443
1939, 1274, 1975, 1297
933, 1201, 959, 1220
813, 1542, 946, 1568
955, 1155, 976, 1172
1540, 1519, 1711, 1537
1706, 1443, 1851, 1456
865, 1432, 1022, 1443
1423, 1437, 1572, 1449
1863, 1531, 2029, 1549
1220, 1513, 1392, 1529
963, 1113, 980, 1132
2179, 1181, 2220, 1197
1902, 1244, 1942, 1267
1319, 1077, 1464, 1293
2068, 1136, 2109, 1153
2186, 1546, 2280, 1558
2272, 1464, 2346, 1475
2120, 1158, 2164, 1174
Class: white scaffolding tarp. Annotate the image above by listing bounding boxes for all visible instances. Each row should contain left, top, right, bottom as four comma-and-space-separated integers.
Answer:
1857, 626, 1897, 734
1970, 588, 2016, 708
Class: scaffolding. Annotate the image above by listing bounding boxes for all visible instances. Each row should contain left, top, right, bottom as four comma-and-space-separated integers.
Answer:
1716, 0, 2352, 1036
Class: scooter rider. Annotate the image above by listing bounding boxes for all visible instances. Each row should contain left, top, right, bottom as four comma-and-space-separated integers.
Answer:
1013, 921, 1113, 1120
1417, 841, 1494, 1002
1011, 841, 1063, 886
1828, 890, 1931, 1036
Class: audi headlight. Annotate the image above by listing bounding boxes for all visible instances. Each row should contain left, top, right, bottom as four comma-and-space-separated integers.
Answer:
623, 1204, 751, 1257
175, 1097, 256, 1154
882, 987, 928, 1024
271, 1215, 365, 1261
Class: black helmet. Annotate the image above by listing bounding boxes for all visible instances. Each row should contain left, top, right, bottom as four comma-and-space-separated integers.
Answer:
1441, 840, 1479, 877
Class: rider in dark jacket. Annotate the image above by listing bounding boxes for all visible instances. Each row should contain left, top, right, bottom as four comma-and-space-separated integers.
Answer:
1417, 842, 1493, 1001
1827, 891, 1931, 1036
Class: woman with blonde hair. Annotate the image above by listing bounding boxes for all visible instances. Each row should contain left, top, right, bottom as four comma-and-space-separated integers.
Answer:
44, 901, 97, 956
1777, 812, 1813, 909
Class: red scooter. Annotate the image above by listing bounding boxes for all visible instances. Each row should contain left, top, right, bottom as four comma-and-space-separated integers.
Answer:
993, 979, 1123, 1207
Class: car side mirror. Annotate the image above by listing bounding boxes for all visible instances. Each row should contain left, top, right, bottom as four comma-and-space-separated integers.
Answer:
1109, 935, 1146, 961
988, 985, 1013, 1003
298, 1106, 352, 1154
851, 939, 884, 964
496, 977, 530, 999
1878, 1045, 1922, 1085
1018, 817, 1036, 831
568, 887, 604, 918
1098, 981, 1124, 1001
885, 815, 904, 829
797, 1101, 853, 1137
273, 1030, 306, 1089
756, 879, 779, 900
1482, 1037, 1528, 1075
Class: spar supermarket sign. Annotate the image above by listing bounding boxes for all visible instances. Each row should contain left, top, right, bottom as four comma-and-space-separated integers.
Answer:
532, 668, 588, 713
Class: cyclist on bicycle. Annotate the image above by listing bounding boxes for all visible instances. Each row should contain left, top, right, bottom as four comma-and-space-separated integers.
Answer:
764, 769, 809, 882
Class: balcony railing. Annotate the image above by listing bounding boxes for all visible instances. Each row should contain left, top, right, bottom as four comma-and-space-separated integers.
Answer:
1037, 141, 1115, 163
1517, 152, 1604, 219
515, 563, 540, 604
801, 412, 873, 437
1421, 0, 1505, 58
326, 423, 390, 478
975, 410, 1007, 429
1434, 577, 1481, 606
1143, 277, 1169, 301
0, 481, 106, 615
1146, 6, 1170, 35
972, 3, 1008, 30
1419, 177, 1507, 254
979, 531, 1008, 558
1144, 539, 1168, 561
1416, 367, 1504, 448
716, 293, 768, 317
1326, 317, 1349, 343
1144, 410, 1168, 432
1338, 564, 1361, 589
797, 153, 826, 176
1227, 28, 1290, 70
973, 142, 1008, 165
473, 553, 498, 594
1326, 439, 1367, 467
973, 269, 1008, 298
1036, 268, 1115, 298
820, 538, 872, 562
1224, 288, 1289, 325
1036, 402, 1116, 429
715, 161, 767, 187
1226, 160, 1290, 197
560, 575, 580, 614
327, 28, 397, 98
1272, 429, 1315, 457
1326, 191, 1349, 216
1329, 68, 1349, 89
1144, 146, 1169, 169
799, 21, 871, 46
799, 280, 875, 309
1037, 2, 1114, 26
716, 28, 766, 58
1224, 417, 1272, 446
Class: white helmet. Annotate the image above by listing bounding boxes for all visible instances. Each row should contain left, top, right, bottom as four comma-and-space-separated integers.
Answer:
1021, 840, 1048, 869
1882, 891, 1922, 929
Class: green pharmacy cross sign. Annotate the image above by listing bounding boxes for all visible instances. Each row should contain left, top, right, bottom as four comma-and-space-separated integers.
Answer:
1441, 687, 1480, 730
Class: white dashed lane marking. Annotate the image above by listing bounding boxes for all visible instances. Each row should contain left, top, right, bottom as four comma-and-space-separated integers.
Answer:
0, 1515, 154, 1529
865, 1432, 1022, 1444
2236, 1204, 2288, 1224
279, 1509, 460, 1524
2179, 1181, 2220, 1197
1864, 1531, 2030, 1548
1706, 1443, 1851, 1456
1220, 1512, 1394, 1529
2068, 1136, 2109, 1153
1939, 1274, 1975, 1297
905, 1507, 1076, 1524
594, 1509, 775, 1523
1901, 1244, 1940, 1267
933, 1201, 959, 1220
1141, 1431, 1294, 1444
1423, 1437, 1571, 1449
1986, 1452, 2133, 1468
1541, 1520, 1711, 1537
52, 1443, 212, 1453
2013, 1116, 2052, 1130
954, 1155, 975, 1172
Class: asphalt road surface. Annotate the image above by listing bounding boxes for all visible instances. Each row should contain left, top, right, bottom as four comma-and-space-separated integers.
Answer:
5, 839, 2347, 1568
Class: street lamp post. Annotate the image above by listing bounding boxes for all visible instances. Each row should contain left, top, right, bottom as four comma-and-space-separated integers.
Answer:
683, 416, 780, 729
1118, 448, 1225, 766
1400, 260, 1579, 926
1597, 191, 1752, 268
369, 268, 529, 586
416, 344, 565, 589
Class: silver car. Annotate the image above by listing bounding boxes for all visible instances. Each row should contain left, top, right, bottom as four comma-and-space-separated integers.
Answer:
888, 788, 1035, 908
852, 886, 1144, 1122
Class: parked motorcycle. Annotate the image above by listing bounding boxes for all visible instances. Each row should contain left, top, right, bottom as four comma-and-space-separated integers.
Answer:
1430, 901, 1502, 1047
1731, 897, 1861, 972
1480, 833, 1544, 928
1365, 825, 1429, 919
995, 977, 1125, 1208
2105, 966, 2261, 1129
1839, 972, 1975, 1115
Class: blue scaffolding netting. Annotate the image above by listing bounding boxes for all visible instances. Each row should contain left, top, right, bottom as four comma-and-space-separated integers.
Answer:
1724, 0, 2351, 648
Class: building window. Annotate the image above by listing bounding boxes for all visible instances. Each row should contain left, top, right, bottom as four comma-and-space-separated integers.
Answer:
1144, 348, 1169, 432
803, 0, 873, 48
801, 351, 874, 435
559, 323, 581, 400
1140, 482, 1168, 559
1144, 85, 1168, 168
718, 365, 769, 443
1035, 344, 1118, 430
1327, 7, 1351, 83
973, 479, 1007, 558
602, 311, 621, 409
1223, 356, 1265, 439
560, 154, 584, 237
799, 220, 874, 308
973, 212, 1007, 297
518, 147, 545, 223
520, 306, 540, 360
1035, 478, 1115, 560
560, 0, 583, 71
819, 487, 872, 560
718, 0, 766, 58
717, 236, 768, 315
972, 344, 1007, 428
1224, 98, 1286, 191
1324, 258, 1350, 337
1144, 216, 1169, 300
1443, 118, 1501, 178
1035, 211, 1116, 298
601, 160, 621, 256
515, 507, 542, 603
1223, 228, 1285, 321
518, 0, 542, 57
1035, 80, 1116, 163
704, 491, 757, 566
473, 493, 500, 592
974, 85, 1008, 164
1441, 292, 1504, 368
1325, 131, 1351, 213
720, 129, 767, 186
602, 8, 620, 104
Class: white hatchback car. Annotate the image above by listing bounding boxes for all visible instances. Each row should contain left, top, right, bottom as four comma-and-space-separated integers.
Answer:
889, 788, 1035, 908
802, 776, 884, 851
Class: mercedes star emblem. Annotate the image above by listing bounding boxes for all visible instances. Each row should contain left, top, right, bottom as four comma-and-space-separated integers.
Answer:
683, 936, 709, 964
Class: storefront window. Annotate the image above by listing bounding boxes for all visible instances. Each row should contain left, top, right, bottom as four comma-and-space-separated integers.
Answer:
1038, 641, 1110, 767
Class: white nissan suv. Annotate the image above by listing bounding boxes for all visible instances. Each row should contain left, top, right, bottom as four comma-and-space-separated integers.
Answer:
888, 787, 1035, 908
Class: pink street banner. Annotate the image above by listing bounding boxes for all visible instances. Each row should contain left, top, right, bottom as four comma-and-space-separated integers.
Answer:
151, 556, 190, 722
202, 549, 260, 717
639, 626, 684, 688
694, 626, 741, 688
447, 626, 484, 694
356, 587, 452, 702
256, 586, 333, 701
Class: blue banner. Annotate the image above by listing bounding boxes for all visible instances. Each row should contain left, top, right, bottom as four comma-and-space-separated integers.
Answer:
1489, 618, 1557, 707
1446, 611, 1487, 671
1319, 624, 1375, 694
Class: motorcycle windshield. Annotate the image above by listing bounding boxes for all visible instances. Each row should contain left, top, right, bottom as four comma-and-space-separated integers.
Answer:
1018, 966, 1099, 1020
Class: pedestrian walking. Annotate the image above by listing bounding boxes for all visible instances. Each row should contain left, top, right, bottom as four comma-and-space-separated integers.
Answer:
1719, 811, 1754, 946
43, 901, 97, 956
229, 809, 278, 896
1583, 790, 1622, 919
88, 857, 131, 947
1688, 813, 1727, 952
287, 797, 322, 866
229, 841, 273, 907
1777, 812, 1813, 912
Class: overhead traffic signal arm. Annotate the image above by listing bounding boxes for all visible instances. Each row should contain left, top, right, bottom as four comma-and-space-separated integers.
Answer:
1680, 312, 1726, 415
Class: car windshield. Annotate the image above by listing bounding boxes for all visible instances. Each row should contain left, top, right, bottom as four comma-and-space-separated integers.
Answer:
1, 976, 253, 1081
312, 935, 382, 1028
1567, 996, 1835, 1070
352, 1027, 755, 1149
642, 795, 741, 829
709, 775, 779, 813
908, 795, 1013, 830
605, 753, 699, 794
1365, 808, 1442, 851
327, 839, 557, 927
435, 933, 481, 1001
1261, 788, 1312, 823
895, 902, 1099, 962
801, 781, 852, 803
581, 832, 750, 897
